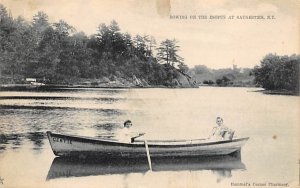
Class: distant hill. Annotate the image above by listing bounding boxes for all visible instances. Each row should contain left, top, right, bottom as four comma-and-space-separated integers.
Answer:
188, 65, 255, 87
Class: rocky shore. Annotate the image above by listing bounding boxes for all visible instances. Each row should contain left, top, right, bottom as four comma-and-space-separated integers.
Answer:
0, 74, 199, 91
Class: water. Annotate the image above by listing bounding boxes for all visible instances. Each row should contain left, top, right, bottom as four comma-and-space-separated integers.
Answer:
0, 87, 298, 188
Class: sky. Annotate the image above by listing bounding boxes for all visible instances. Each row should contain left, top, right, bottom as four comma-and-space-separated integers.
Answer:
0, 0, 299, 69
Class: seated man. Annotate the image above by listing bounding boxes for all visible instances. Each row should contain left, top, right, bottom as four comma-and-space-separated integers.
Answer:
209, 117, 234, 141
115, 120, 144, 143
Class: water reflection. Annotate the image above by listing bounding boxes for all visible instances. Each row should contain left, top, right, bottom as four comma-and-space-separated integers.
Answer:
93, 123, 120, 131
46, 154, 245, 181
0, 144, 6, 151
27, 132, 45, 150
0, 87, 127, 94
0, 132, 46, 150
0, 133, 25, 148
0, 96, 74, 100
212, 170, 232, 183
45, 88, 128, 94
0, 105, 124, 115
0, 96, 122, 102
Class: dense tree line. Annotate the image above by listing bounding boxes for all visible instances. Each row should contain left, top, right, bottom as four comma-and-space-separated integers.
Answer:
0, 4, 186, 86
189, 64, 254, 87
253, 54, 300, 93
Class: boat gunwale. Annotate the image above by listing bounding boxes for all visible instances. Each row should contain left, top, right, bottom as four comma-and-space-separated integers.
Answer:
47, 131, 249, 148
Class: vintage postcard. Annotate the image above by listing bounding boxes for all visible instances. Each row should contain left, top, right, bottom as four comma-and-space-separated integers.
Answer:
0, 0, 299, 188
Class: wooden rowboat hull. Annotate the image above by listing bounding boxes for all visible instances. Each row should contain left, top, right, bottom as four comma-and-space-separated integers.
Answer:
47, 131, 249, 158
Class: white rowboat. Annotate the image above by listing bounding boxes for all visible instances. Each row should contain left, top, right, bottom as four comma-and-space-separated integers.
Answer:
47, 131, 249, 158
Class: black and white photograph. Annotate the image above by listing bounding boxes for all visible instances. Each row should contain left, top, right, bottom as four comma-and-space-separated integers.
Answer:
0, 0, 299, 187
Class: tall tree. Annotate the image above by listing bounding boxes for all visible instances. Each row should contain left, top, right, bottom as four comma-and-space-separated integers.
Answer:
53, 20, 75, 36
147, 35, 156, 57
0, 5, 13, 76
156, 39, 184, 67
31, 11, 50, 45
0, 6, 34, 80
96, 20, 127, 59
34, 27, 60, 80
123, 32, 133, 57
133, 34, 147, 58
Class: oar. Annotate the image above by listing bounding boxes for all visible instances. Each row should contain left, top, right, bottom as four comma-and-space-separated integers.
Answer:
144, 140, 152, 171
130, 133, 152, 170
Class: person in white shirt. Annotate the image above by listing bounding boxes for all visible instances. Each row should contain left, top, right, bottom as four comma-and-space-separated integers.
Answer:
209, 117, 234, 141
115, 120, 144, 143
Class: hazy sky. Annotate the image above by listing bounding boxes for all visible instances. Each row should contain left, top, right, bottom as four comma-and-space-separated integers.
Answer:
1, 0, 299, 68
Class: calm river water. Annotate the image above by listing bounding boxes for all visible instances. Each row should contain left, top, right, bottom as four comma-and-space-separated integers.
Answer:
0, 87, 298, 188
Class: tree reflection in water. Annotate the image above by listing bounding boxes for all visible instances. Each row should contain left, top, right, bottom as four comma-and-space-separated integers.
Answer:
0, 132, 46, 150
27, 132, 45, 150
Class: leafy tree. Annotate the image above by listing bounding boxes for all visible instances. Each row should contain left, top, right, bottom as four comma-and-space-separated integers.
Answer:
0, 7, 34, 81
0, 5, 15, 78
0, 3, 192, 87
156, 39, 196, 86
193, 65, 210, 74
253, 54, 300, 92
53, 20, 75, 36
216, 76, 231, 86
203, 80, 214, 85
34, 27, 60, 80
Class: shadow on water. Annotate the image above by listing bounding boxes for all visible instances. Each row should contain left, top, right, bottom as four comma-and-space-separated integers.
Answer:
46, 154, 246, 181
